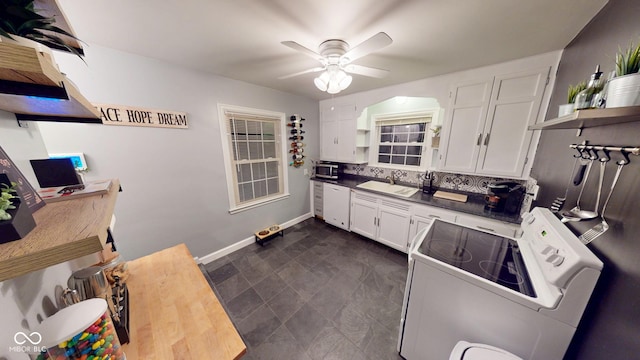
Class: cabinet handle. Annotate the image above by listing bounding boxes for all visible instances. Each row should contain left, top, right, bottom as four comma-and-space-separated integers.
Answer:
476, 225, 496, 232
476, 133, 483, 146
483, 133, 491, 146
428, 215, 441, 219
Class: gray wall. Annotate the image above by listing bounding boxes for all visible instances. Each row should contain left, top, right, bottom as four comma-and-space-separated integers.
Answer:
37, 45, 319, 261
530, 0, 640, 358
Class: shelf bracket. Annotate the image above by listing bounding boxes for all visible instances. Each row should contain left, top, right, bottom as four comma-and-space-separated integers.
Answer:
576, 128, 583, 137
16, 119, 29, 128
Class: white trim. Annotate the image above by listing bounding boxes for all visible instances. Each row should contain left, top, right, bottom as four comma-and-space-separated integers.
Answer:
217, 103, 289, 212
197, 211, 313, 264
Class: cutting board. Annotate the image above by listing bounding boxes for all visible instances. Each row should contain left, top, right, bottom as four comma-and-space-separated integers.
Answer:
433, 190, 468, 203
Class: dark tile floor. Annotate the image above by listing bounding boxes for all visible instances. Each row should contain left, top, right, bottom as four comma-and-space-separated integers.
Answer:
202, 217, 408, 360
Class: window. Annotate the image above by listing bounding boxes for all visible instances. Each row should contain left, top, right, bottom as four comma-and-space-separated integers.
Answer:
369, 110, 437, 170
218, 104, 289, 213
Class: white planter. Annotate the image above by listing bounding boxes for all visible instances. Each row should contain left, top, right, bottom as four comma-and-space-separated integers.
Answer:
606, 73, 640, 108
558, 104, 574, 117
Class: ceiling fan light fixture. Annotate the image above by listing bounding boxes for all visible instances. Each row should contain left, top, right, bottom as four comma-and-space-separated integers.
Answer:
314, 71, 330, 91
315, 67, 352, 94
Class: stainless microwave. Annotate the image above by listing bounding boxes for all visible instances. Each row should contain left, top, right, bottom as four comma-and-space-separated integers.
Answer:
315, 163, 341, 180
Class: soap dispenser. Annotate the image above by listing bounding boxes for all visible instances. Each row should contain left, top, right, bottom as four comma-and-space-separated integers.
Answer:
574, 65, 604, 110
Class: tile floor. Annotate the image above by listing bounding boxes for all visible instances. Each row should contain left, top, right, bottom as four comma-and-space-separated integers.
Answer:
202, 217, 408, 360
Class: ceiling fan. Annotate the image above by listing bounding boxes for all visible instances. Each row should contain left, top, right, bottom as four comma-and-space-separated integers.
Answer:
279, 32, 393, 94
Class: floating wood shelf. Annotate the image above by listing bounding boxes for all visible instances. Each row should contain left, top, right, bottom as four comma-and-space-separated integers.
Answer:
0, 41, 100, 122
0, 179, 120, 281
529, 106, 640, 131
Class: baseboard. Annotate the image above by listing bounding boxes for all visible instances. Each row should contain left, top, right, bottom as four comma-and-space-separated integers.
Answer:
197, 212, 313, 264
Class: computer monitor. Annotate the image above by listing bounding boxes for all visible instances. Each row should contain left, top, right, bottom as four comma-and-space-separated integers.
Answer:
30, 158, 82, 188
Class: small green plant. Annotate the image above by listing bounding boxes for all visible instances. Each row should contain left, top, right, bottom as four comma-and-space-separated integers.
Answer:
0, 0, 84, 59
0, 181, 18, 221
431, 125, 441, 137
567, 81, 587, 104
615, 41, 640, 76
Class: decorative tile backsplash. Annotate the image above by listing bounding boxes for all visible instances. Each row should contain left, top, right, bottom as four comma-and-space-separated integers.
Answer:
342, 164, 538, 215
343, 164, 525, 194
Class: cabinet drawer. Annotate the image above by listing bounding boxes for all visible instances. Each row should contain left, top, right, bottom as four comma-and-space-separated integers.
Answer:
313, 181, 324, 192
314, 207, 323, 216
411, 204, 457, 222
455, 214, 519, 237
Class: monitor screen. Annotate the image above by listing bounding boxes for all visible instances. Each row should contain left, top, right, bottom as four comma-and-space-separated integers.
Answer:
30, 158, 81, 188
49, 153, 87, 171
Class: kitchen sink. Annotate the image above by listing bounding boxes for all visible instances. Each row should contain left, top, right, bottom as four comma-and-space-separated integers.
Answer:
356, 180, 420, 198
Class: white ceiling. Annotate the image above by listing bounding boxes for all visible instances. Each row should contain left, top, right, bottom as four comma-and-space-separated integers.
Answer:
57, 0, 608, 100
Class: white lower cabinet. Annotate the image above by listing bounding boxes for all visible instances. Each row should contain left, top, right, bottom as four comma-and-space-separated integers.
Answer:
350, 191, 411, 252
323, 183, 351, 231
408, 205, 458, 245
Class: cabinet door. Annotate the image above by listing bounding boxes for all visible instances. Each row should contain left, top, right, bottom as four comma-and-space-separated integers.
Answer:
408, 216, 434, 249
377, 199, 412, 252
336, 105, 358, 163
350, 192, 378, 238
320, 113, 339, 161
439, 79, 493, 173
476, 68, 549, 177
323, 183, 350, 230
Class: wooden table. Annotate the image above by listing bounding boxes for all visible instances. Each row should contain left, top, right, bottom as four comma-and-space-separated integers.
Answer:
121, 244, 246, 359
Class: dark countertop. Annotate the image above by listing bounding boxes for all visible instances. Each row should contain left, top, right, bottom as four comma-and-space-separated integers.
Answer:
313, 175, 522, 225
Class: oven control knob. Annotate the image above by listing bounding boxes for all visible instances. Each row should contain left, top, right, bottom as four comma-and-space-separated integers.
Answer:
541, 245, 557, 255
546, 254, 565, 267
523, 213, 535, 224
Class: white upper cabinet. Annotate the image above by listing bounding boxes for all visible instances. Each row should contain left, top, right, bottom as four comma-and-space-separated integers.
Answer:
439, 67, 550, 178
320, 103, 361, 163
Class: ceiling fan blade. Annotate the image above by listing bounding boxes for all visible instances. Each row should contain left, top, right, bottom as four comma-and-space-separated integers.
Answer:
281, 41, 324, 62
278, 67, 325, 79
344, 64, 389, 78
343, 32, 392, 63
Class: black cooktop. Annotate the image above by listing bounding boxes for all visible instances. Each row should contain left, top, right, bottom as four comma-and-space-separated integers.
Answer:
417, 220, 536, 297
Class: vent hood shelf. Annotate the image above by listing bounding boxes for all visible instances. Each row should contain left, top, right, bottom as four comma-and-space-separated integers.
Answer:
529, 106, 640, 131
0, 41, 100, 123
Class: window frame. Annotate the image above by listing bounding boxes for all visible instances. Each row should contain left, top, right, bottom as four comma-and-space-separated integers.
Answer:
218, 103, 289, 214
368, 109, 439, 171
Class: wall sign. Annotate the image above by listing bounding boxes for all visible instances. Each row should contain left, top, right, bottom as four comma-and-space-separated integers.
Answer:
95, 103, 188, 129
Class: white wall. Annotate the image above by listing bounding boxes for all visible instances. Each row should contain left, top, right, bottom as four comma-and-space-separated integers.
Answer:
38, 44, 320, 261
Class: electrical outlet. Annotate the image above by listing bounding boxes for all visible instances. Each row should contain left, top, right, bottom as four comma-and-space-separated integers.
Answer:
303, 168, 308, 176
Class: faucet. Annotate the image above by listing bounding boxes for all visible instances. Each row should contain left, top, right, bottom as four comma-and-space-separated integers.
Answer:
386, 172, 395, 185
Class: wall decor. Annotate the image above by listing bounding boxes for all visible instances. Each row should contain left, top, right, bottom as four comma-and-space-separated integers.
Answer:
288, 114, 305, 167
95, 103, 188, 129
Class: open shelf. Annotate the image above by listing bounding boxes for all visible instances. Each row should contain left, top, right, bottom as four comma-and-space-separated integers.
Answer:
0, 179, 120, 281
528, 106, 640, 131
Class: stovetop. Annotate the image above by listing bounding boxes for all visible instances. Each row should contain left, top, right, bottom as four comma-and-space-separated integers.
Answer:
417, 220, 536, 297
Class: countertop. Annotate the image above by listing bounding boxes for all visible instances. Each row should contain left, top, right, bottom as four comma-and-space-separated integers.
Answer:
121, 244, 246, 360
313, 175, 522, 224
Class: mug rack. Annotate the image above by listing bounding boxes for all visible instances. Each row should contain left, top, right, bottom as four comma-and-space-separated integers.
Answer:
569, 143, 640, 156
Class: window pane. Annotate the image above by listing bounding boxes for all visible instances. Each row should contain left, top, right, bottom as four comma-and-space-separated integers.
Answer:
264, 142, 276, 158
379, 145, 391, 154
408, 133, 425, 143
381, 125, 393, 133
233, 141, 249, 160
266, 161, 279, 177
249, 142, 263, 160
380, 134, 393, 143
267, 178, 279, 195
252, 163, 266, 180
263, 123, 275, 140
406, 156, 421, 166
407, 146, 422, 155
237, 164, 252, 183
406, 124, 422, 133
231, 119, 247, 141
392, 146, 406, 154
239, 183, 253, 202
392, 156, 405, 164
379, 155, 390, 163
393, 134, 409, 143
247, 121, 262, 140
254, 180, 267, 198
418, 123, 427, 131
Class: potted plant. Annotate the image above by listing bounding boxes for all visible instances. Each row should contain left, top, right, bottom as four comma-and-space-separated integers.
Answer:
431, 125, 441, 148
559, 81, 586, 116
0, 173, 36, 244
0, 0, 83, 59
605, 40, 640, 108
